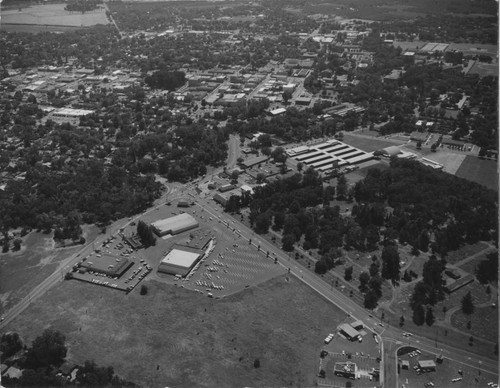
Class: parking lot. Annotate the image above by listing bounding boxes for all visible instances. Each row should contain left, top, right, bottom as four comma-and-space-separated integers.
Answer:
397, 346, 498, 388
174, 219, 285, 297
318, 320, 382, 388
70, 235, 152, 293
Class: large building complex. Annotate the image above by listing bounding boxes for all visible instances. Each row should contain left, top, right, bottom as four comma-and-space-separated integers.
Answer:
151, 213, 199, 237
287, 140, 373, 172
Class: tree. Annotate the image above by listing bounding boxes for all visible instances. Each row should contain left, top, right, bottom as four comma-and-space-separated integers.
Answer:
412, 304, 425, 326
381, 244, 400, 281
359, 271, 370, 293
399, 315, 405, 327
344, 266, 353, 281
336, 175, 348, 199
140, 285, 148, 295
476, 251, 498, 284
282, 90, 293, 105
26, 329, 67, 368
425, 307, 435, 326
461, 291, 474, 315
364, 289, 378, 309
12, 238, 22, 251
253, 358, 260, 368
137, 220, 156, 247
0, 332, 23, 358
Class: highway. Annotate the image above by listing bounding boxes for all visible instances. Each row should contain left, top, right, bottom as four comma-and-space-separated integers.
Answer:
191, 188, 499, 386
0, 183, 174, 332
1, 155, 497, 386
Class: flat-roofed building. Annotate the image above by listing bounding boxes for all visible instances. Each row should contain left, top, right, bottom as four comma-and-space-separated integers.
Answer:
418, 360, 436, 372
339, 323, 360, 341
158, 247, 203, 277
152, 213, 199, 237
80, 254, 133, 277
334, 361, 357, 379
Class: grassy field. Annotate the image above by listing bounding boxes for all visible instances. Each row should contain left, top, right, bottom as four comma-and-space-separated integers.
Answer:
342, 133, 402, 152
0, 226, 98, 315
3, 274, 348, 387
455, 156, 498, 191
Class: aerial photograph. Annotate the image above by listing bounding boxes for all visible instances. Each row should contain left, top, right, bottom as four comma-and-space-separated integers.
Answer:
0, 0, 498, 387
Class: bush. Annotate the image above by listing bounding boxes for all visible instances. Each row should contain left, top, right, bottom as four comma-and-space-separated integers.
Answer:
253, 358, 260, 368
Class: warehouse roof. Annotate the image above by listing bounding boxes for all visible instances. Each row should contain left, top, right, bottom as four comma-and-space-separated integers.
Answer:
152, 213, 198, 235
161, 249, 201, 269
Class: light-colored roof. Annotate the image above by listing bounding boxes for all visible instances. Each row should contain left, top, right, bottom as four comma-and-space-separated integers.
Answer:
418, 360, 436, 367
382, 146, 402, 156
152, 213, 198, 234
161, 249, 201, 268
339, 323, 359, 338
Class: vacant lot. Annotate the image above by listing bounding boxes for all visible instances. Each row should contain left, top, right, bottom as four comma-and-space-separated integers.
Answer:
0, 227, 97, 315
455, 156, 498, 191
1, 3, 108, 27
3, 274, 347, 387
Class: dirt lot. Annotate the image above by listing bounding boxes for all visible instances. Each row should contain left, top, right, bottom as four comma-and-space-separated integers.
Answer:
2, 273, 348, 388
1, 3, 108, 27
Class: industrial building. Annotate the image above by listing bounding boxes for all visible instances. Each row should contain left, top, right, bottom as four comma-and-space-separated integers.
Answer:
79, 254, 133, 277
151, 213, 199, 237
157, 246, 204, 277
287, 140, 373, 173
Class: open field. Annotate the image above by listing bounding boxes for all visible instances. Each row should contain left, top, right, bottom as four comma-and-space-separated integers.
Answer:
1, 3, 108, 28
0, 226, 98, 316
455, 156, 498, 191
398, 346, 498, 388
3, 274, 348, 387
424, 151, 467, 175
342, 133, 403, 153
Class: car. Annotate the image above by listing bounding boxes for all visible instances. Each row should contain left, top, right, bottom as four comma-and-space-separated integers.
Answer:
378, 323, 384, 327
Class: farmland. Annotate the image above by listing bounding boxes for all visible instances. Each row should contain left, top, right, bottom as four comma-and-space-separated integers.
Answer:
1, 3, 109, 32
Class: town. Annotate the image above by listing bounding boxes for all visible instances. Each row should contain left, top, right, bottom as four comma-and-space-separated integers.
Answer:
0, 0, 498, 387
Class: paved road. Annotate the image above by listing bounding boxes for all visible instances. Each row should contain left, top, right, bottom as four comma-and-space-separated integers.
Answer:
192, 191, 498, 386
0, 183, 172, 331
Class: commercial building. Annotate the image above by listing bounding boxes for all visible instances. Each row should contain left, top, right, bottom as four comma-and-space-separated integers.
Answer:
158, 246, 204, 277
151, 213, 199, 237
339, 323, 360, 341
418, 360, 437, 372
333, 362, 357, 379
80, 254, 133, 277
